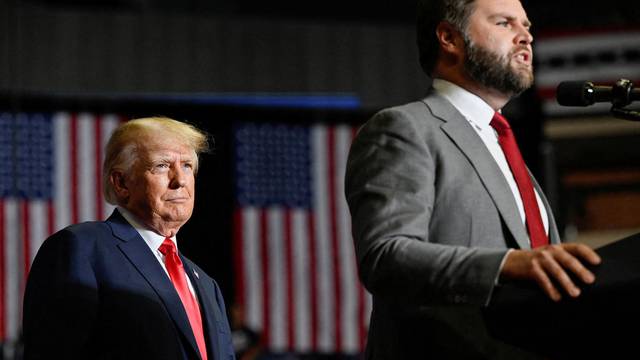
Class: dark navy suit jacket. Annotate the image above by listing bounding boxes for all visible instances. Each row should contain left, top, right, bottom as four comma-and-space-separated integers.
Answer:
23, 209, 235, 360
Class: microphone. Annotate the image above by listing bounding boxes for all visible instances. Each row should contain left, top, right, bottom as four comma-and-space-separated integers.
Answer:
556, 79, 640, 107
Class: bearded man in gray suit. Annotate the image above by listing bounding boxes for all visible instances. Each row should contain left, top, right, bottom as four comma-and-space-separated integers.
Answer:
345, 0, 602, 358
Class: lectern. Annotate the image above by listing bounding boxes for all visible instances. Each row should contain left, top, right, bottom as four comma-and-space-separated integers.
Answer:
484, 233, 640, 358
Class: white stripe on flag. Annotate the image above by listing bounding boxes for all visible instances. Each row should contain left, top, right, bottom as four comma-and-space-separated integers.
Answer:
267, 207, 286, 351
4, 199, 19, 341
243, 207, 262, 331
28, 200, 48, 265
311, 125, 334, 352
53, 112, 71, 232
292, 209, 311, 351
78, 113, 96, 222
101, 114, 120, 219
335, 125, 358, 353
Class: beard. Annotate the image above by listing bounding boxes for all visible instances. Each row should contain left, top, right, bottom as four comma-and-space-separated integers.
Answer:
462, 35, 534, 97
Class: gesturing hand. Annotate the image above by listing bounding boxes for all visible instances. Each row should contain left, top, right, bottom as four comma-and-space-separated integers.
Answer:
500, 243, 602, 302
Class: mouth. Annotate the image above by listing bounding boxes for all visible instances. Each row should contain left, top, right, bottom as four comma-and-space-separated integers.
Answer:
513, 51, 532, 66
165, 197, 189, 203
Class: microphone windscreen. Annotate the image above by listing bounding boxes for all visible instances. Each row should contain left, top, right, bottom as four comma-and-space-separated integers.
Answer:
557, 81, 593, 106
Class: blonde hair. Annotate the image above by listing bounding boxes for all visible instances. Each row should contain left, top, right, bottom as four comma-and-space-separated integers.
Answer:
103, 116, 209, 205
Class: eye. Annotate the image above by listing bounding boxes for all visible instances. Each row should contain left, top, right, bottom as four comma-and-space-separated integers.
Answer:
151, 162, 170, 172
182, 162, 194, 171
496, 21, 509, 27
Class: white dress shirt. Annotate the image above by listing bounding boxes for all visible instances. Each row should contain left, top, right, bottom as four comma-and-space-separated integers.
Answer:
118, 207, 198, 297
432, 78, 549, 238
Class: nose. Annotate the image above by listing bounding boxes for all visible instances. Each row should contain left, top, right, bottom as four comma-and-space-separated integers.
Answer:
169, 166, 187, 189
516, 25, 533, 46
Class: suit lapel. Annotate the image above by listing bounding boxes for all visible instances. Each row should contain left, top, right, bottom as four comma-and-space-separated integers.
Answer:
106, 210, 202, 359
183, 258, 224, 360
424, 96, 531, 249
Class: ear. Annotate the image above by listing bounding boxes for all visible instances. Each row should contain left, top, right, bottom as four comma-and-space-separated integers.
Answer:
109, 171, 129, 202
435, 21, 465, 57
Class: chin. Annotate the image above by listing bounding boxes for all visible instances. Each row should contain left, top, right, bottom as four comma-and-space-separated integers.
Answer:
162, 208, 193, 223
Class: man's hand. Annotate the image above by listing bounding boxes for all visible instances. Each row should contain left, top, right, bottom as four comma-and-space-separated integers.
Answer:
500, 244, 601, 302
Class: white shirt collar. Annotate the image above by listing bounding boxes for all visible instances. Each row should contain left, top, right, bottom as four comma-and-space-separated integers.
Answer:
117, 206, 178, 251
432, 78, 497, 130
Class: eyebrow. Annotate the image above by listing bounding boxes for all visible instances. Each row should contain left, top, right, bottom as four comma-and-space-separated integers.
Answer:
491, 14, 532, 28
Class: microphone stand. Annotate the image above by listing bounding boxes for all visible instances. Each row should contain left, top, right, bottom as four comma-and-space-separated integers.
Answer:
611, 106, 640, 121
610, 79, 640, 121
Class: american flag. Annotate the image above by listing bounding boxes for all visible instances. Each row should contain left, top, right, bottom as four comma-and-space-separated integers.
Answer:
0, 112, 122, 345
233, 122, 371, 354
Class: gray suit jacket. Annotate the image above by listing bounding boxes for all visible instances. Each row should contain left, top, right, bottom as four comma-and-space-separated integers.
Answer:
345, 92, 560, 359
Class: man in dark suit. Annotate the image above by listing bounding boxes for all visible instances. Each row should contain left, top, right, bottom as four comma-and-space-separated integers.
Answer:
345, 0, 602, 358
23, 117, 234, 360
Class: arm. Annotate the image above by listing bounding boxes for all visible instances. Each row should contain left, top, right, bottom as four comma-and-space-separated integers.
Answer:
346, 107, 506, 306
23, 230, 98, 359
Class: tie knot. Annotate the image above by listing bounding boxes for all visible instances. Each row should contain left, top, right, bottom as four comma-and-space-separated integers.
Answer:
158, 237, 176, 256
490, 111, 511, 133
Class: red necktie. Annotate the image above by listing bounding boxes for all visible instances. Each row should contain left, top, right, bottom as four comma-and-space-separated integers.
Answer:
490, 112, 549, 248
159, 238, 208, 360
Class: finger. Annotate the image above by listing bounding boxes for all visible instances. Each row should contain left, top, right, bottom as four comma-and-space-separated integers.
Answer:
563, 243, 601, 265
539, 252, 581, 298
552, 247, 596, 284
531, 259, 562, 302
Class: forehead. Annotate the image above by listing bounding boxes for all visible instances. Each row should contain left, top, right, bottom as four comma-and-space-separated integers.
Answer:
472, 0, 528, 20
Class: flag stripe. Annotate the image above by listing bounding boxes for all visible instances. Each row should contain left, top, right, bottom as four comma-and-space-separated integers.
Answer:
307, 212, 319, 351
70, 114, 79, 225
243, 207, 262, 332
21, 201, 30, 292
28, 201, 48, 266
78, 113, 96, 222
327, 127, 343, 352
101, 115, 121, 219
284, 210, 295, 350
260, 209, 271, 347
292, 209, 310, 351
311, 125, 334, 352
4, 200, 19, 341
233, 208, 246, 317
268, 208, 286, 350
54, 112, 71, 232
0, 201, 6, 340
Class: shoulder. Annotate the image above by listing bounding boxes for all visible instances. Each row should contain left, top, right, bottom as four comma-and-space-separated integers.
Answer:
35, 221, 113, 261
360, 94, 447, 135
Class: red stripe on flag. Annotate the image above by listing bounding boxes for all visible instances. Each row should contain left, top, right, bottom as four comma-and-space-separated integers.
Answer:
327, 127, 343, 352
0, 201, 6, 340
260, 209, 271, 347
283, 210, 295, 350
233, 209, 246, 315
95, 115, 104, 220
21, 201, 30, 288
308, 213, 318, 351
70, 114, 79, 225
